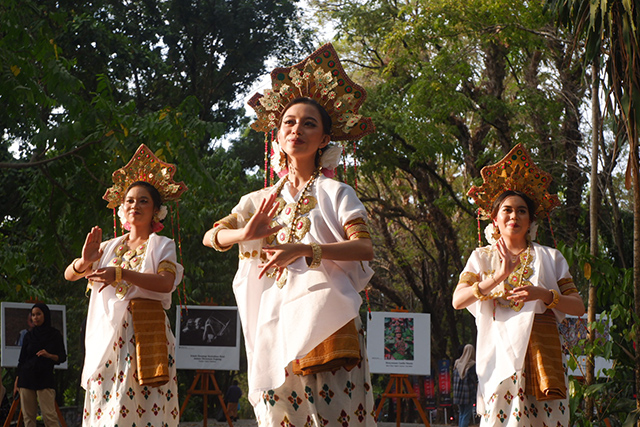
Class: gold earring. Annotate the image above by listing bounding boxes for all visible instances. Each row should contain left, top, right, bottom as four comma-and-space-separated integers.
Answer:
279, 150, 287, 171
492, 225, 501, 240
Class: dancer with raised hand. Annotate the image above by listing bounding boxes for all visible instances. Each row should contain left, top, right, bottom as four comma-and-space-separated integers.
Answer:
65, 145, 186, 427
452, 144, 585, 427
204, 44, 377, 427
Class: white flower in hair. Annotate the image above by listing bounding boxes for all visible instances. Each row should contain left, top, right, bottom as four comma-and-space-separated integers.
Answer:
155, 205, 168, 221
118, 204, 127, 226
320, 144, 342, 170
484, 223, 498, 245
528, 221, 538, 241
270, 140, 285, 175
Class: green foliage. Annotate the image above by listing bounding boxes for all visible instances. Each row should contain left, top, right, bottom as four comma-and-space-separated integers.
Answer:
557, 242, 636, 426
317, 0, 594, 363
0, 0, 308, 413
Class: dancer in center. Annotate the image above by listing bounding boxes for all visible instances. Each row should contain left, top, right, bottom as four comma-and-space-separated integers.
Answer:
203, 43, 377, 426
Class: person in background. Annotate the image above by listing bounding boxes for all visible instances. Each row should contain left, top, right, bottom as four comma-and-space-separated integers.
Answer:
225, 380, 242, 421
14, 303, 66, 427
452, 344, 477, 427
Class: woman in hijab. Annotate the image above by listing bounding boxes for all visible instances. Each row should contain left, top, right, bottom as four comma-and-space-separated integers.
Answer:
13, 303, 66, 427
452, 344, 477, 427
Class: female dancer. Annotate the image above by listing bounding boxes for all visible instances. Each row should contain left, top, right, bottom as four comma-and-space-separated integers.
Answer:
204, 44, 377, 426
64, 145, 186, 427
452, 144, 585, 426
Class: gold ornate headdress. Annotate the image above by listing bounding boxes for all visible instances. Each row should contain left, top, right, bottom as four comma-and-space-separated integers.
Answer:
467, 143, 560, 219
103, 144, 188, 209
247, 43, 375, 141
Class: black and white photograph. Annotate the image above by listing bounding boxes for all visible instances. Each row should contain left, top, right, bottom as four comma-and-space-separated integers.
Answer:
175, 306, 241, 370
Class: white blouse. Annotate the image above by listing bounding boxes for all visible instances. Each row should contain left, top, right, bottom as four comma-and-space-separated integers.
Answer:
461, 242, 572, 412
227, 175, 374, 404
82, 233, 183, 387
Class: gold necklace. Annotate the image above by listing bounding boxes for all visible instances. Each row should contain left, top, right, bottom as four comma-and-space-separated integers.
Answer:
108, 235, 149, 298
494, 244, 533, 312
269, 168, 320, 288
274, 168, 320, 245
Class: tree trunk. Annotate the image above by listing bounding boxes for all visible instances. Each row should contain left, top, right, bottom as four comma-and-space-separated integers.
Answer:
633, 133, 640, 427
585, 60, 599, 420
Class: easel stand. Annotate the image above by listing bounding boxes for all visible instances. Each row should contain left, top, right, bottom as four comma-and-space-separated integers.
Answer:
179, 370, 232, 427
3, 393, 68, 427
375, 374, 430, 427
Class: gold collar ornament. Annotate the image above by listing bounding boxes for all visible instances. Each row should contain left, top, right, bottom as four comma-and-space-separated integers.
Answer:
467, 143, 560, 219
103, 144, 188, 209
247, 43, 375, 142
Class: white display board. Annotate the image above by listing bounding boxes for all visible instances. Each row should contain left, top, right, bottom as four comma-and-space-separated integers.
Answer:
367, 312, 430, 375
558, 313, 613, 378
1, 302, 68, 369
175, 306, 241, 370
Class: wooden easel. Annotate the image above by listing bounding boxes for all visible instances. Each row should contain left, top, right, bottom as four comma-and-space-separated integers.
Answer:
375, 307, 429, 427
179, 370, 232, 427
3, 393, 68, 427
375, 374, 430, 427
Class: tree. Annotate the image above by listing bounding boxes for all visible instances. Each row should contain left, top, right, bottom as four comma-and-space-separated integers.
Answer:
1, 0, 309, 411
547, 0, 640, 423
313, 0, 591, 362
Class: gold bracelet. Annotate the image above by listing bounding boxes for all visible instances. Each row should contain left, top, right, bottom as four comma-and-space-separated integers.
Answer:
114, 266, 122, 285
546, 289, 560, 309
472, 282, 492, 301
72, 258, 87, 275
308, 242, 322, 269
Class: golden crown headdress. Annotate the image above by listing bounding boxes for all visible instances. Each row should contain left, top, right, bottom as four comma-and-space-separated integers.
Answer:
103, 144, 188, 209
247, 43, 375, 141
467, 144, 560, 219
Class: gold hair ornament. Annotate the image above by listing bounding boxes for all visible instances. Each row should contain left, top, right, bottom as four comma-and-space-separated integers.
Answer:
247, 43, 375, 142
467, 143, 560, 220
103, 144, 188, 209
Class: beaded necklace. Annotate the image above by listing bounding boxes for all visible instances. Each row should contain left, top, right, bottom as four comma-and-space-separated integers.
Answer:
108, 235, 149, 299
269, 168, 320, 287
491, 244, 533, 318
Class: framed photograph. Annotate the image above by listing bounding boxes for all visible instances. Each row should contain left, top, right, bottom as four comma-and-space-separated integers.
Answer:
1, 302, 68, 369
367, 312, 431, 375
558, 313, 613, 378
175, 306, 241, 370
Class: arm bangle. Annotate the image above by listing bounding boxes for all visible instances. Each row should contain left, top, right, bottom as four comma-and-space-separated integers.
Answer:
114, 266, 122, 285
72, 258, 87, 275
546, 289, 560, 309
308, 242, 322, 269
472, 282, 492, 301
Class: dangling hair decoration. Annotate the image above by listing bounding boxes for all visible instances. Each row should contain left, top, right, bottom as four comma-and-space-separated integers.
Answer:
476, 209, 482, 247
263, 132, 269, 188
112, 208, 118, 237
176, 201, 187, 308
353, 141, 358, 190
342, 146, 347, 179
270, 130, 275, 184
